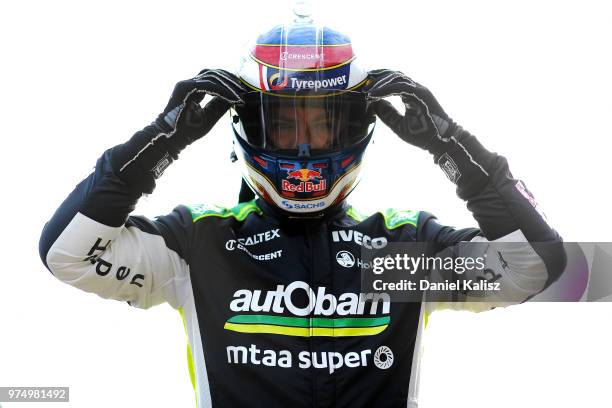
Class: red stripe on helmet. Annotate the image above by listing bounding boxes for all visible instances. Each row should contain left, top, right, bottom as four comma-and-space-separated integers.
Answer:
258, 64, 267, 90
253, 45, 353, 70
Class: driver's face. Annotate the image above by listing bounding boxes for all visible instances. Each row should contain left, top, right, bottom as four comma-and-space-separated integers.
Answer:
269, 105, 334, 150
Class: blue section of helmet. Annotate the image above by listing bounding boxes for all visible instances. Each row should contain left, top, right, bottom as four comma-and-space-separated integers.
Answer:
233, 127, 372, 203
256, 24, 351, 45
263, 64, 351, 91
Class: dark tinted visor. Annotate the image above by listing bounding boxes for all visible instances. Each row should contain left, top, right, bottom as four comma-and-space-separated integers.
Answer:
235, 90, 374, 155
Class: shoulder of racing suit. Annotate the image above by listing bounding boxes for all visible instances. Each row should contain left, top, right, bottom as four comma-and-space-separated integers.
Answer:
187, 201, 263, 223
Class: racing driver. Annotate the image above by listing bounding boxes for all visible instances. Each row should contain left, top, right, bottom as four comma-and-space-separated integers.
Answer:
39, 16, 565, 408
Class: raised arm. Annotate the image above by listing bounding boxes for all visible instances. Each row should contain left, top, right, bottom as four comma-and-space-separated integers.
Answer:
367, 69, 566, 308
39, 70, 247, 309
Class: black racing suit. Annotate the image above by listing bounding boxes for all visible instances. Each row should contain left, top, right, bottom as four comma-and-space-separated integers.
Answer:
39, 137, 565, 407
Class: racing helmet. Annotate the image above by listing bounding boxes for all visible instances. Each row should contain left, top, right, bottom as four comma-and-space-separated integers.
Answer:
231, 13, 375, 214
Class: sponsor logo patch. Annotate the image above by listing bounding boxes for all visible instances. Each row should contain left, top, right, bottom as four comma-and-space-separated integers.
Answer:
282, 168, 327, 193
332, 230, 388, 249
225, 344, 393, 373
225, 229, 280, 249
281, 200, 326, 210
253, 44, 354, 70
152, 152, 172, 179
336, 250, 356, 268
373, 346, 394, 369
224, 281, 391, 337
515, 180, 550, 226
258, 64, 351, 92
224, 229, 282, 261
438, 153, 461, 184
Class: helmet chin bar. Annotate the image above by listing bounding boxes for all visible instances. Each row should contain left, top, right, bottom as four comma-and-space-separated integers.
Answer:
230, 118, 374, 215
242, 157, 362, 215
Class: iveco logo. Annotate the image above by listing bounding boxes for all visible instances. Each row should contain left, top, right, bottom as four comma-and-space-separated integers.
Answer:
331, 230, 388, 249
336, 251, 355, 268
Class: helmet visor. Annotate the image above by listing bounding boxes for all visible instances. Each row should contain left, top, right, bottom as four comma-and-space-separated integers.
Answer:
235, 90, 374, 156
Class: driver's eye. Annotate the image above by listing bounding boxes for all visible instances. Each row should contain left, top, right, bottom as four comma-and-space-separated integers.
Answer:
311, 120, 330, 130
269, 131, 294, 149
271, 119, 294, 130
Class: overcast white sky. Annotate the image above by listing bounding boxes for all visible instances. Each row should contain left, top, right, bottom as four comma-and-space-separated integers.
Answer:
1, 0, 611, 407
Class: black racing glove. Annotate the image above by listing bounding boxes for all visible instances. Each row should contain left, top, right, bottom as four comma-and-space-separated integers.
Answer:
109, 69, 248, 194
366, 69, 566, 285
366, 69, 496, 199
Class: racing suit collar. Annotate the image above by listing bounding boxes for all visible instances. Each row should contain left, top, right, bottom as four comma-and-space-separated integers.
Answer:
255, 198, 349, 223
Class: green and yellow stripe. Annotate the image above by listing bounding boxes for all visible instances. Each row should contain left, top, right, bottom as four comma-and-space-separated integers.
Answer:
224, 314, 390, 337
188, 200, 262, 223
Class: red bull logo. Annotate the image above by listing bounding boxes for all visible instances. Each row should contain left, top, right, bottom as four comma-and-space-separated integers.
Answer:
286, 169, 322, 182
282, 168, 327, 193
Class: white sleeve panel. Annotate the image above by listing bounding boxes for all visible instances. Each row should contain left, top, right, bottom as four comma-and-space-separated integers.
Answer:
431, 229, 548, 313
46, 212, 190, 309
